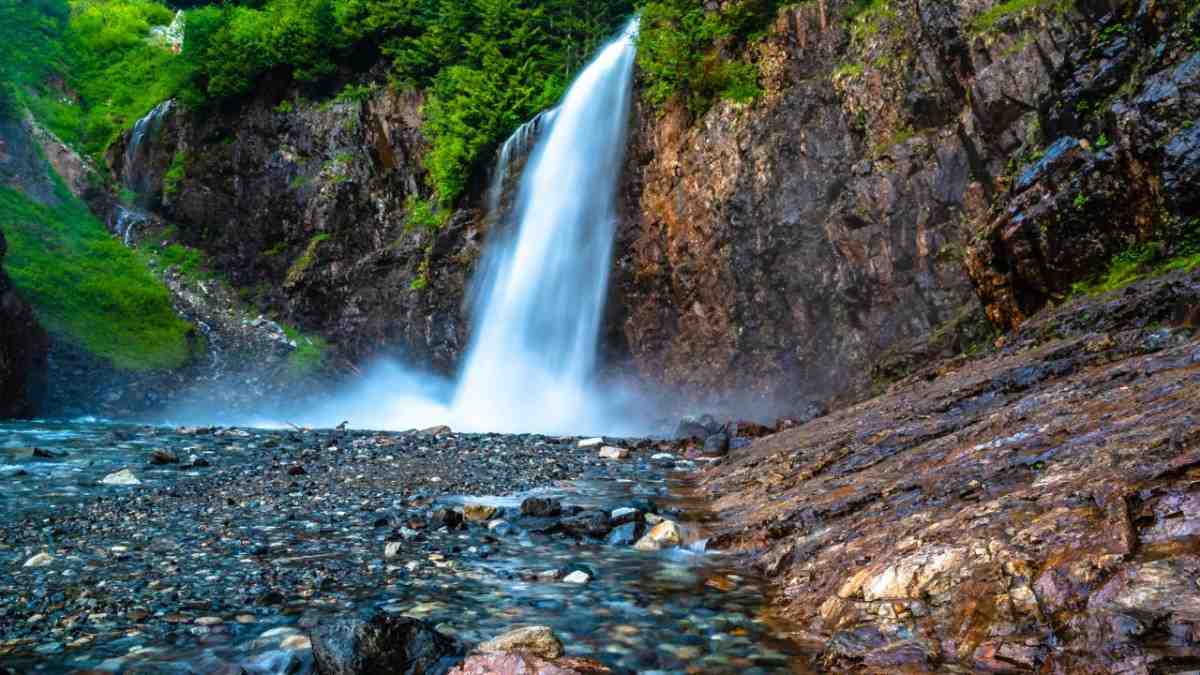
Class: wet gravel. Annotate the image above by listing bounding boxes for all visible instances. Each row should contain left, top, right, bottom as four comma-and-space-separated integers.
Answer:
0, 421, 808, 674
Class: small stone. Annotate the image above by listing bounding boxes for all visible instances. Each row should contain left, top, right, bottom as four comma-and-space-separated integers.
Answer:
463, 504, 499, 522
487, 519, 512, 535
280, 635, 312, 651
650, 453, 675, 461
578, 437, 604, 448
610, 507, 639, 524
563, 570, 591, 584
634, 520, 682, 552
236, 614, 257, 624
644, 513, 665, 525
287, 465, 306, 476
195, 616, 223, 626
519, 497, 562, 518
148, 449, 179, 465
598, 446, 629, 460
100, 469, 141, 486
385, 542, 403, 559
479, 625, 565, 660
23, 552, 54, 568
421, 425, 452, 436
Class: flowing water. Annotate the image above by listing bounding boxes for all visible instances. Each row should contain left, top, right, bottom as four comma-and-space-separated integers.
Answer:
274, 19, 650, 437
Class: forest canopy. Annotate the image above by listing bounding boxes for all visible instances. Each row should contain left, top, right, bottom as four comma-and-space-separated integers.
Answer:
2, 0, 774, 205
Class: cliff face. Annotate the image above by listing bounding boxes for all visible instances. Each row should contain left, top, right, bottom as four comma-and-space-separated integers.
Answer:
109, 85, 482, 375
111, 0, 1198, 415
614, 0, 1199, 409
0, 229, 47, 419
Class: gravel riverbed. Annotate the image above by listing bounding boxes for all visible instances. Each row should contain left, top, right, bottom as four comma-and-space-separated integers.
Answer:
1, 421, 809, 674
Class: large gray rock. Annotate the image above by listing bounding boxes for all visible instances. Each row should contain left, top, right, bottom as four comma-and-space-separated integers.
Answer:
310, 612, 462, 675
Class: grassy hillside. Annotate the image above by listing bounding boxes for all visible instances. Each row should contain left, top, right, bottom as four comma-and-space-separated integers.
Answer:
0, 177, 195, 372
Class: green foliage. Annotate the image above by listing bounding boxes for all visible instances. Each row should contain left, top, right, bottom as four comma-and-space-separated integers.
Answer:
832, 62, 865, 81
280, 323, 329, 377
968, 0, 1071, 36
0, 0, 69, 119
636, 0, 777, 114
0, 182, 194, 371
163, 149, 187, 197
403, 193, 447, 232
153, 242, 206, 278
335, 82, 377, 103
1071, 231, 1200, 296
285, 233, 330, 287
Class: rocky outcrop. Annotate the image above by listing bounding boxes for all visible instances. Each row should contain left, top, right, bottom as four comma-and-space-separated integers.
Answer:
0, 229, 47, 419
109, 83, 481, 375
697, 267, 1200, 672
966, 3, 1200, 329
613, 0, 1199, 410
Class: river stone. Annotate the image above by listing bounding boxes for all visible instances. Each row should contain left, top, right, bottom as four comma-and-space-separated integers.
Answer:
310, 612, 461, 675
610, 507, 639, 524
577, 437, 604, 448
384, 542, 403, 559
148, 449, 179, 465
449, 653, 612, 675
100, 469, 141, 486
478, 625, 564, 659
23, 552, 53, 568
561, 510, 611, 538
431, 508, 464, 529
520, 497, 562, 518
634, 521, 682, 552
463, 504, 499, 522
563, 570, 591, 584
598, 446, 629, 460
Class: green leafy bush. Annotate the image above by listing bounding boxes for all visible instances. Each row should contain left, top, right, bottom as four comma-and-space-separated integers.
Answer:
636, 0, 777, 114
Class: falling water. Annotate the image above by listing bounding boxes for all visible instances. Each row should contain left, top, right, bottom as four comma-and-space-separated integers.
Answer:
449, 18, 640, 434
124, 100, 174, 196
236, 19, 648, 436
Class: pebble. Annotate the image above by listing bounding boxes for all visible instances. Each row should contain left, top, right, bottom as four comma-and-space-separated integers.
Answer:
385, 542, 403, 558
563, 570, 592, 584
599, 446, 630, 460
100, 469, 141, 486
578, 437, 605, 448
635, 520, 683, 552
479, 625, 564, 659
23, 552, 54, 568
463, 504, 499, 522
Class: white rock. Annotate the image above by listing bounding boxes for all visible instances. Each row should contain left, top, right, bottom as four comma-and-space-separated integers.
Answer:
563, 570, 591, 584
23, 552, 54, 568
578, 437, 604, 448
100, 469, 141, 486
384, 542, 403, 559
644, 513, 665, 525
598, 446, 629, 460
610, 507, 638, 522
651, 453, 675, 461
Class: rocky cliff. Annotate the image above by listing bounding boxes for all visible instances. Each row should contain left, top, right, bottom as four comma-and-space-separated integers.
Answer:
107, 0, 1199, 418
697, 266, 1200, 672
0, 229, 47, 419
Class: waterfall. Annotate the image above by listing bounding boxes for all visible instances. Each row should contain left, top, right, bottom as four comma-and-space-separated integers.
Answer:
449, 18, 640, 434
124, 100, 174, 196
284, 19, 648, 436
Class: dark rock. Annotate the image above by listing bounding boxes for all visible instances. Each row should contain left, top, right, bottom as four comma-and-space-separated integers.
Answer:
519, 497, 562, 518
288, 465, 307, 476
32, 448, 65, 460
702, 432, 730, 456
560, 510, 612, 539
310, 612, 462, 675
430, 508, 463, 530
149, 449, 180, 465
0, 227, 48, 420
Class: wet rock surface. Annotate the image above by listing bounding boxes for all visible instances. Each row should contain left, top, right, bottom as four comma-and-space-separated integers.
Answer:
0, 227, 48, 420
699, 269, 1200, 672
0, 423, 806, 673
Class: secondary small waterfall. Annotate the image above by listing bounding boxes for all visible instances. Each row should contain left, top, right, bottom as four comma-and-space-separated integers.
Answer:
449, 18, 639, 434
124, 100, 174, 197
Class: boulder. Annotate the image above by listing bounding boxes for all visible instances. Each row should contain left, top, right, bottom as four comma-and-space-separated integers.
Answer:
560, 510, 611, 539
633, 520, 683, 552
462, 504, 498, 522
597, 446, 629, 460
448, 654, 611, 675
519, 497, 561, 518
430, 508, 464, 530
100, 469, 141, 486
310, 612, 461, 675
477, 626, 563, 660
